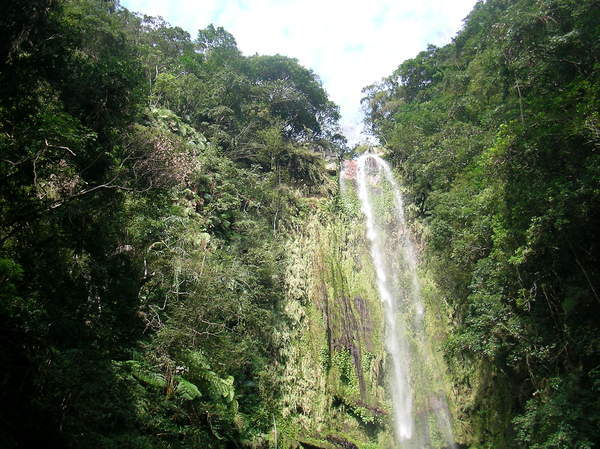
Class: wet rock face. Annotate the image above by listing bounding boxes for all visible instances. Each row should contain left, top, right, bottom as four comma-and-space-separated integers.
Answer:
325, 435, 360, 449
353, 295, 374, 350
280, 201, 392, 446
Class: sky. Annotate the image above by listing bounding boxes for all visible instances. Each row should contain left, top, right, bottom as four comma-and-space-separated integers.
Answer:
120, 0, 479, 144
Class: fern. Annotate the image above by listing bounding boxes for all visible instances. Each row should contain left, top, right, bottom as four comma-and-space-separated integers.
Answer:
185, 350, 210, 371
220, 376, 235, 402
115, 360, 167, 389
131, 363, 167, 389
175, 377, 202, 400
183, 351, 236, 403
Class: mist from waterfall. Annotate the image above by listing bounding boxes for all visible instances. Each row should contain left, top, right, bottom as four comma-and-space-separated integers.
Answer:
342, 153, 456, 449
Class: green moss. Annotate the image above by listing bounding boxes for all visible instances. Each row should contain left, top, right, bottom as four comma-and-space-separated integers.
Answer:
277, 189, 392, 447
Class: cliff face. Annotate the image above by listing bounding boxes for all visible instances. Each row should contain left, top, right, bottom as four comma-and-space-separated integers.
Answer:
275, 165, 462, 449
277, 188, 393, 448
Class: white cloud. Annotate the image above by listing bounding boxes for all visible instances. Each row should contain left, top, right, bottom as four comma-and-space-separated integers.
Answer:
121, 0, 478, 144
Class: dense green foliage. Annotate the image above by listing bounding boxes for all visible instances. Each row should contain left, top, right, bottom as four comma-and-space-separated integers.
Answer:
0, 1, 346, 447
3, 0, 599, 448
363, 0, 600, 447
276, 198, 392, 448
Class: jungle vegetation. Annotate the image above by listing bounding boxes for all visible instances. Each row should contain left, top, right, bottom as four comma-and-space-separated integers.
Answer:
1, 0, 599, 448
1, 1, 346, 447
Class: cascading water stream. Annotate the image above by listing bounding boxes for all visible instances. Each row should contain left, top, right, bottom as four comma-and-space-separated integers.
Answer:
356, 154, 414, 441
345, 152, 456, 449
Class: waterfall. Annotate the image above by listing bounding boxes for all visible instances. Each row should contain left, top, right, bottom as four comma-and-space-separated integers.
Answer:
344, 152, 455, 449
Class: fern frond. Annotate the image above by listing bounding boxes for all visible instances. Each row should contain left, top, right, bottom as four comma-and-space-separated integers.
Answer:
175, 377, 202, 400
119, 360, 167, 388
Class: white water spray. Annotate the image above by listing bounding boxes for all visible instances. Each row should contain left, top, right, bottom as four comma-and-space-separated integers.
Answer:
348, 152, 455, 448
